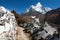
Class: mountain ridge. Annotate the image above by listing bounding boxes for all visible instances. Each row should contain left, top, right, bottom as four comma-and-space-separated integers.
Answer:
21, 2, 52, 16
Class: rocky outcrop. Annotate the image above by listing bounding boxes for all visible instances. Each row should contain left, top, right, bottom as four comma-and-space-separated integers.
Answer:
0, 6, 17, 40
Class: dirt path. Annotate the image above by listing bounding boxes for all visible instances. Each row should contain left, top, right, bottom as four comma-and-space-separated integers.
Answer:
16, 26, 30, 40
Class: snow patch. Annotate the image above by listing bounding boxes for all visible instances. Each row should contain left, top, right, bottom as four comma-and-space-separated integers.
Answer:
31, 16, 36, 18
45, 7, 52, 12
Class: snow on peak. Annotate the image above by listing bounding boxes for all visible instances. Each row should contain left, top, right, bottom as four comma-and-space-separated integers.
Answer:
45, 7, 52, 12
31, 2, 43, 13
36, 2, 42, 7
26, 2, 52, 14
31, 2, 42, 9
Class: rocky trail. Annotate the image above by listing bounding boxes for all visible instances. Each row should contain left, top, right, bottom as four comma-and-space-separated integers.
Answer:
16, 26, 30, 40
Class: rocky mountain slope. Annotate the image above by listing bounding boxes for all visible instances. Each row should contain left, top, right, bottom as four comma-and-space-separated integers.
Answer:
46, 8, 60, 24
0, 6, 17, 40
12, 8, 60, 40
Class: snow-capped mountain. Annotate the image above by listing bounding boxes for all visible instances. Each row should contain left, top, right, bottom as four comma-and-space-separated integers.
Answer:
0, 6, 17, 40
26, 2, 52, 14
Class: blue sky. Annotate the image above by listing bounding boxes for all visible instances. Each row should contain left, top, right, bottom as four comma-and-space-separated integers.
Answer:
0, 0, 60, 13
